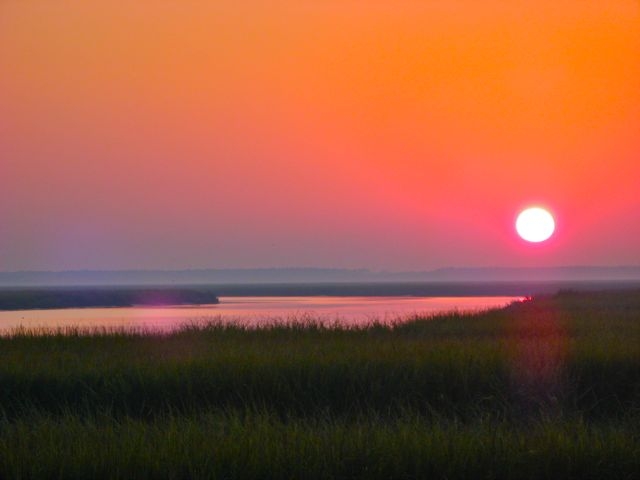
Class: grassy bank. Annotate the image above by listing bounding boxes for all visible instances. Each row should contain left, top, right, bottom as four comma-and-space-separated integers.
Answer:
0, 290, 638, 478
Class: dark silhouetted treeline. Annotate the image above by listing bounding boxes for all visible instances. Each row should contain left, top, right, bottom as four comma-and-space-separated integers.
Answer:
0, 287, 219, 310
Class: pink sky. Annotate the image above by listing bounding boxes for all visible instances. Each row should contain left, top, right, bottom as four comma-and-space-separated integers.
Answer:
1, 1, 639, 271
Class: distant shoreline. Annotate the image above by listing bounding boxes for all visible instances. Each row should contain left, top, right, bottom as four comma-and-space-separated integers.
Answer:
0, 287, 220, 311
2, 266, 640, 288
1, 280, 639, 311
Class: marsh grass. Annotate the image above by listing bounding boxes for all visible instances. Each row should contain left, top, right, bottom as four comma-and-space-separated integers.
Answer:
0, 290, 638, 478
0, 411, 637, 480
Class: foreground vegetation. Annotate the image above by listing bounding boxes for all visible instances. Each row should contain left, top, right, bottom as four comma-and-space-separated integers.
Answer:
0, 290, 638, 478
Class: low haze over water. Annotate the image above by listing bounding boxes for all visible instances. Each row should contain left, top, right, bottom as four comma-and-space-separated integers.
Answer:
0, 296, 520, 333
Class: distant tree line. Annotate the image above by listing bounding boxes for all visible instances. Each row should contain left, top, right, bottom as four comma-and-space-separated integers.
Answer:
0, 288, 220, 310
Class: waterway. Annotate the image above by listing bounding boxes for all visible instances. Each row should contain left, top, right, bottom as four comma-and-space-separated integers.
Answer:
0, 296, 521, 333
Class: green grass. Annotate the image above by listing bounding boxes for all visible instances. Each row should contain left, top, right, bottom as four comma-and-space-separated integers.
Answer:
0, 290, 638, 478
1, 412, 637, 480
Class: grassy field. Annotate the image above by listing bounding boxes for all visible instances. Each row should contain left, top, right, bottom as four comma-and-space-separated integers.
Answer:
0, 290, 638, 479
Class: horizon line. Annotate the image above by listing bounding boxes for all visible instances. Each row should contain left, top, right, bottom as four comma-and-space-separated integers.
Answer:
2, 265, 640, 275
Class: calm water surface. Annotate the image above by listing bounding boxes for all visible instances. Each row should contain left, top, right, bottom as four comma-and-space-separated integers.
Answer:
0, 296, 521, 333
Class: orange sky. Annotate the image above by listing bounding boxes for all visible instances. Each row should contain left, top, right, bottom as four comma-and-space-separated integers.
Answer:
1, 1, 639, 270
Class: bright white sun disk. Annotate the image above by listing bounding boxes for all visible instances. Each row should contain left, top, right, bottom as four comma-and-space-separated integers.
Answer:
516, 207, 555, 242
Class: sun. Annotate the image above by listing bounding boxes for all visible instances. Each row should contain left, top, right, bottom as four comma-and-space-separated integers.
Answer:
515, 207, 555, 243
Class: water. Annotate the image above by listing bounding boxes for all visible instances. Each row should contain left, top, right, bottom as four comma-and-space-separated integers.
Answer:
0, 296, 521, 333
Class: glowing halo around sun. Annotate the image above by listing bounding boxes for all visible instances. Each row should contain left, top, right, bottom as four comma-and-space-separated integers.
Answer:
515, 207, 555, 243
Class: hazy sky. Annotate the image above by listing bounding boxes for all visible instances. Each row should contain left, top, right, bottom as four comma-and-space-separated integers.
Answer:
2, 1, 639, 271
